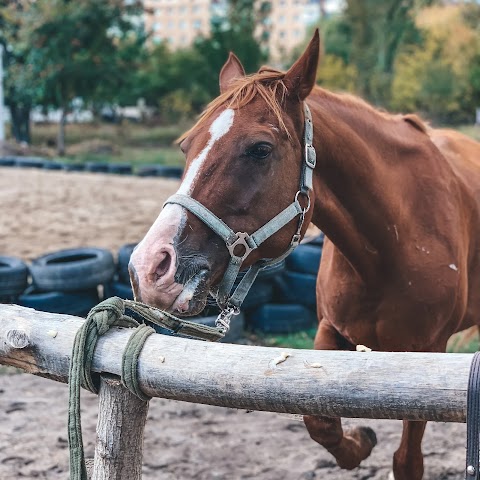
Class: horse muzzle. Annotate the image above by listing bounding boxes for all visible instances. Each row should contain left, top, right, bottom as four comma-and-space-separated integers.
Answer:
128, 244, 211, 316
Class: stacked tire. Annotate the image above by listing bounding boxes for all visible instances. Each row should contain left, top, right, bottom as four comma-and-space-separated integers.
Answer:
247, 233, 324, 334
0, 256, 29, 303
104, 243, 137, 301
1, 233, 324, 339
18, 248, 115, 317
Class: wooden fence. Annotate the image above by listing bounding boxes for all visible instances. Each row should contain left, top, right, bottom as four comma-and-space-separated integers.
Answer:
0, 304, 474, 479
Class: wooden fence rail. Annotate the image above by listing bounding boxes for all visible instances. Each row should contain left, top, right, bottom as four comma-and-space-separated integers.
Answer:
0, 304, 472, 423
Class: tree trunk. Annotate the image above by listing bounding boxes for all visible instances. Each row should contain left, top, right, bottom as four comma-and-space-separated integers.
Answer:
9, 103, 31, 144
57, 106, 67, 156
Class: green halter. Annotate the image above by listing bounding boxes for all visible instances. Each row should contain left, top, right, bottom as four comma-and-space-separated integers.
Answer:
165, 103, 316, 332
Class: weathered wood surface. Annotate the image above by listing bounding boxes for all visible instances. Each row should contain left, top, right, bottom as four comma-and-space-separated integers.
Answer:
91, 375, 149, 480
0, 304, 472, 422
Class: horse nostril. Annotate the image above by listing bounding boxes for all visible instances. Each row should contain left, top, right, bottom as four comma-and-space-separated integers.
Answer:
155, 251, 172, 280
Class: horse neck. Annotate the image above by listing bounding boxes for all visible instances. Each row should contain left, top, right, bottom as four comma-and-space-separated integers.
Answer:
307, 90, 443, 285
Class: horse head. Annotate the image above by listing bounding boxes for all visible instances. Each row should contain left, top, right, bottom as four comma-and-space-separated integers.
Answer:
129, 31, 320, 316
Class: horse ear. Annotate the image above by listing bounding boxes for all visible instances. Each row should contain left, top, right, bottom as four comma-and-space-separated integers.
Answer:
219, 52, 246, 94
284, 29, 320, 100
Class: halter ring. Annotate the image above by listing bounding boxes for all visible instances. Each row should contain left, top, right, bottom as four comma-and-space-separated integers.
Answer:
295, 190, 311, 214
227, 232, 254, 261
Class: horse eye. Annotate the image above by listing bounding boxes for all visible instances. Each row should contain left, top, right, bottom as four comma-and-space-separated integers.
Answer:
246, 143, 272, 160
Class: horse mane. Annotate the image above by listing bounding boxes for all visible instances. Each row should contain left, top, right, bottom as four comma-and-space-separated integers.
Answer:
178, 68, 290, 143
314, 89, 429, 133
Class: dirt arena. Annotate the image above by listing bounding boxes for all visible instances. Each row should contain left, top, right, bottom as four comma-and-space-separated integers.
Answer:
0, 168, 469, 479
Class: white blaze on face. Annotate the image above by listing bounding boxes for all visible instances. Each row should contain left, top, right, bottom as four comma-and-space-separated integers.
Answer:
136, 108, 235, 261
178, 108, 235, 195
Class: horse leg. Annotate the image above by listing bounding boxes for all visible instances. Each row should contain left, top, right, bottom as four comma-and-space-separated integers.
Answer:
391, 420, 427, 480
303, 320, 377, 470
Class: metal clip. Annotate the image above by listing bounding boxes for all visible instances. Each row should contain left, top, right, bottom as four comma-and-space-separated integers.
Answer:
227, 232, 254, 261
305, 144, 316, 169
215, 304, 240, 333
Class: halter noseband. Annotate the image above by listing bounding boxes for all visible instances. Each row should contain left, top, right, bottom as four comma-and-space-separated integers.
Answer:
164, 103, 316, 332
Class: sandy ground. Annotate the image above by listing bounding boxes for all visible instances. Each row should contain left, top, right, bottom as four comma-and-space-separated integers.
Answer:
0, 168, 470, 479
0, 167, 180, 261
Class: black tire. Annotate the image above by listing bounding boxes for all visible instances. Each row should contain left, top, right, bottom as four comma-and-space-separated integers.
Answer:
18, 286, 99, 317
63, 163, 85, 172
104, 280, 134, 300
0, 156, 15, 167
156, 165, 184, 179
235, 260, 286, 284
0, 256, 29, 297
85, 162, 110, 173
15, 157, 46, 168
247, 303, 316, 334
241, 280, 273, 310
117, 243, 137, 284
108, 163, 132, 175
30, 247, 115, 292
136, 165, 159, 177
286, 244, 322, 275
43, 160, 65, 170
273, 271, 317, 307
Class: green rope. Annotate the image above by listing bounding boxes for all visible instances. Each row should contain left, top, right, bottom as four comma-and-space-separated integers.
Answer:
68, 296, 225, 480
121, 324, 155, 402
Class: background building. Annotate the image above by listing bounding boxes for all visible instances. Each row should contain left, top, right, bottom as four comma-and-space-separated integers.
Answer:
143, 0, 334, 63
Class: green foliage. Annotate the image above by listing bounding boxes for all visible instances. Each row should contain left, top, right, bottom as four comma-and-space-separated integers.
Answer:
344, 0, 423, 104
23, 0, 145, 110
322, 15, 353, 65
392, 5, 480, 123
317, 54, 358, 93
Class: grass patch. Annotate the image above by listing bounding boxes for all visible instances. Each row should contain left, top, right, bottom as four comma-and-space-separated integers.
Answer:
253, 328, 317, 350
31, 122, 190, 148
28, 121, 190, 166
457, 124, 480, 142
64, 146, 185, 167
447, 327, 479, 353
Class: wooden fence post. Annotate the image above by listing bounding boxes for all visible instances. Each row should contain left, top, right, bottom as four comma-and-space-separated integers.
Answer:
91, 374, 149, 480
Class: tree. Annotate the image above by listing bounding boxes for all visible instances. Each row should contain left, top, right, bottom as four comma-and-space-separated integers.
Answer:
192, 0, 267, 99
344, 0, 425, 105
391, 4, 480, 123
1, 0, 36, 144
18, 0, 145, 154
316, 54, 358, 93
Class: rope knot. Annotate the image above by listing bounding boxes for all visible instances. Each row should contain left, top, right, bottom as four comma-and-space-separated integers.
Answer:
88, 296, 139, 335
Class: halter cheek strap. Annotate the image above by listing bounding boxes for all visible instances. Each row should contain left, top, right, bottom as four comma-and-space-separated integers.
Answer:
164, 103, 316, 332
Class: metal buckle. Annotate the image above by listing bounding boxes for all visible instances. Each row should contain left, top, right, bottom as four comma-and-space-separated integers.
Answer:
215, 304, 240, 333
305, 144, 316, 169
227, 232, 254, 261
294, 191, 311, 214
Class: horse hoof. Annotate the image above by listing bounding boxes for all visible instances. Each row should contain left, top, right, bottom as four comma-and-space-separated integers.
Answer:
358, 426, 377, 448
334, 426, 378, 470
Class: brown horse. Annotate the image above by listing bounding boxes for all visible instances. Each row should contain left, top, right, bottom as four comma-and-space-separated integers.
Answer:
129, 30, 480, 479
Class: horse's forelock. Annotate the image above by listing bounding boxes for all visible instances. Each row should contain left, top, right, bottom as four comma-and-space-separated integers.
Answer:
177, 70, 293, 144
